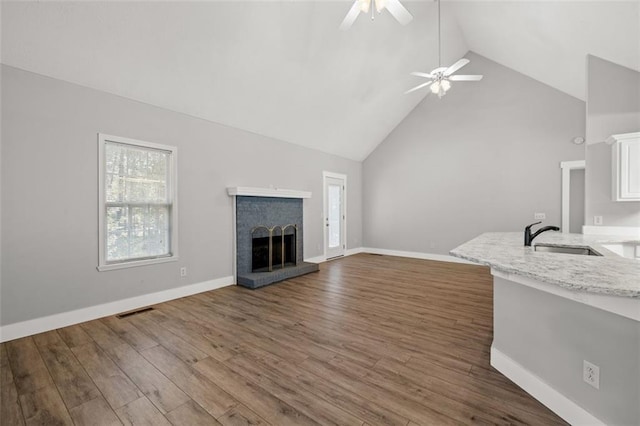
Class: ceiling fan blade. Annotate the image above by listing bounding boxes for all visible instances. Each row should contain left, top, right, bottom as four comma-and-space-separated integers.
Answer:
410, 71, 436, 79
449, 75, 483, 81
404, 81, 433, 94
385, 0, 413, 26
444, 58, 470, 76
340, 1, 361, 31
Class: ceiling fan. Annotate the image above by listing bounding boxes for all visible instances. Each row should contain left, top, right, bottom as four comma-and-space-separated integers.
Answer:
340, 0, 413, 31
405, 0, 482, 98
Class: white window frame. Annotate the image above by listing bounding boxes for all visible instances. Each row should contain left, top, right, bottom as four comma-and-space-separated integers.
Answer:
97, 133, 178, 271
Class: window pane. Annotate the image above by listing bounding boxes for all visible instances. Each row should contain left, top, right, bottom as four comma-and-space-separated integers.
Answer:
105, 142, 169, 203
106, 205, 170, 262
106, 206, 130, 262
128, 205, 170, 259
328, 184, 341, 248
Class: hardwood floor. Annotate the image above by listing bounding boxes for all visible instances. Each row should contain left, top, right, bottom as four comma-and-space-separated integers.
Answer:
0, 254, 567, 425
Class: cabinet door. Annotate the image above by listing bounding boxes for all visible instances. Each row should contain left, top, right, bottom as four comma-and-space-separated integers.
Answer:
613, 136, 640, 201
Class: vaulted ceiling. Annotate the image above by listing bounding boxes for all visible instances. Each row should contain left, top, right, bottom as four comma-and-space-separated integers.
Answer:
2, 1, 639, 161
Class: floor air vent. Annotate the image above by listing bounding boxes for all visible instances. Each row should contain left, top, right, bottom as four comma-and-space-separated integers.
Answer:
116, 307, 154, 319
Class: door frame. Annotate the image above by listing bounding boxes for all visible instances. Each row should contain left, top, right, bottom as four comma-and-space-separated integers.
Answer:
560, 160, 585, 233
322, 171, 347, 260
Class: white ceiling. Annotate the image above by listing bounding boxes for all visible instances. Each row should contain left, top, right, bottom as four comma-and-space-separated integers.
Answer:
452, 1, 640, 102
2, 1, 639, 161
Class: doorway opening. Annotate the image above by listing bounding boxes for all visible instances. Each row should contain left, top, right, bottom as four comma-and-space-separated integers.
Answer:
560, 160, 586, 233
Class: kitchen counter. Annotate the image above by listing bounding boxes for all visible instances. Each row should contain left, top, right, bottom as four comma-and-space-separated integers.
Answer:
451, 232, 640, 425
450, 232, 640, 298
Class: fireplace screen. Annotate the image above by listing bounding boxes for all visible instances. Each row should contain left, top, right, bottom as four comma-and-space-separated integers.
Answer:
251, 225, 297, 272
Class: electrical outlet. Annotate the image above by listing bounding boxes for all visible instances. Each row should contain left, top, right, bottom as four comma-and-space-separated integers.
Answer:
534, 212, 546, 220
594, 216, 603, 226
583, 360, 600, 389
180, 267, 187, 277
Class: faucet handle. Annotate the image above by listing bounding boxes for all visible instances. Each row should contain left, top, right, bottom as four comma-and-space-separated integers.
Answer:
525, 221, 542, 230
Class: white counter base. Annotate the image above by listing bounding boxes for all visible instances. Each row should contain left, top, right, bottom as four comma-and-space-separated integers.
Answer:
492, 274, 639, 425
491, 347, 605, 426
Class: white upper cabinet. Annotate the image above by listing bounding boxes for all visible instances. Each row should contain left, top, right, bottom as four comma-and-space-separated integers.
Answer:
608, 132, 640, 202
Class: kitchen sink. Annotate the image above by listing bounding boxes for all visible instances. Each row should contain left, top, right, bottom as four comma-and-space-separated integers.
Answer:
534, 244, 602, 256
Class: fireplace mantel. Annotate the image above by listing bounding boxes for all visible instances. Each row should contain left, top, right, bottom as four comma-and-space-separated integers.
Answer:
227, 186, 311, 199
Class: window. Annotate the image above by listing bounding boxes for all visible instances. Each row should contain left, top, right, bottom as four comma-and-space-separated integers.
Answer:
98, 134, 178, 271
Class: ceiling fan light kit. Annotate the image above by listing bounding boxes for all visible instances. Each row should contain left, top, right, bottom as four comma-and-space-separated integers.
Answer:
340, 0, 413, 31
405, 0, 483, 98
339, 0, 483, 97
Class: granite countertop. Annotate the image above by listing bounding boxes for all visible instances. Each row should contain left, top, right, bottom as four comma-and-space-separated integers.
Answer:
450, 232, 640, 298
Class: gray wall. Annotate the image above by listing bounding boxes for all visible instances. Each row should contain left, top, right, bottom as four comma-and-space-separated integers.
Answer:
585, 55, 640, 228
362, 52, 585, 254
569, 169, 585, 234
494, 277, 640, 426
0, 65, 362, 325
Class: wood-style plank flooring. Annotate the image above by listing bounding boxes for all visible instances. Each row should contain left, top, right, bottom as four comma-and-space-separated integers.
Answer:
0, 254, 567, 425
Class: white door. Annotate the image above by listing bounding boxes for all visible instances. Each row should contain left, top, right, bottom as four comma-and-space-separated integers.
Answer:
324, 174, 346, 259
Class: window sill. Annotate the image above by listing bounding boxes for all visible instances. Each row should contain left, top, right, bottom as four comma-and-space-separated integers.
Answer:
97, 256, 178, 272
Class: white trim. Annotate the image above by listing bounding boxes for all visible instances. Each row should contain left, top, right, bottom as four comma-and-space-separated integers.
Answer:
345, 247, 364, 257
322, 171, 349, 180
491, 347, 605, 426
560, 160, 586, 169
304, 247, 364, 264
583, 225, 640, 238
610, 133, 640, 201
323, 171, 347, 260
0, 276, 234, 343
606, 131, 640, 145
97, 255, 178, 272
492, 269, 640, 322
227, 187, 311, 199
98, 133, 179, 271
363, 248, 476, 265
231, 196, 238, 283
560, 160, 585, 233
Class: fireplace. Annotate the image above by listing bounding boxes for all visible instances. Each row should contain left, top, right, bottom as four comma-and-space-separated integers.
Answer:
251, 225, 297, 272
229, 190, 319, 289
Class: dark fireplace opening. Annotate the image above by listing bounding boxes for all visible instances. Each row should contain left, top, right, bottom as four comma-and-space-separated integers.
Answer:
252, 231, 296, 273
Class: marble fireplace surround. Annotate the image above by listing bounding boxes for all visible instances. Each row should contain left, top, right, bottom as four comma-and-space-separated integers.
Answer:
228, 187, 319, 289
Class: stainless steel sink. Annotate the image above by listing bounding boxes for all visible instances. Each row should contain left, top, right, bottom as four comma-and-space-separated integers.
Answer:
534, 244, 602, 256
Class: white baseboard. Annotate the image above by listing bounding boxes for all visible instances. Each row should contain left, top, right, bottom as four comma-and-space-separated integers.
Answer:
491, 346, 605, 426
583, 225, 640, 238
0, 276, 235, 343
304, 255, 326, 264
345, 247, 365, 257
363, 247, 476, 265
306, 247, 475, 265
304, 247, 364, 264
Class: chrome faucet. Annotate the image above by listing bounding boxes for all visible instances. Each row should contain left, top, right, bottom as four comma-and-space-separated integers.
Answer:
524, 221, 560, 246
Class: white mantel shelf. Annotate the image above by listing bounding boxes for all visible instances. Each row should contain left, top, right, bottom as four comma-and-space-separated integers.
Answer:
227, 186, 312, 199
